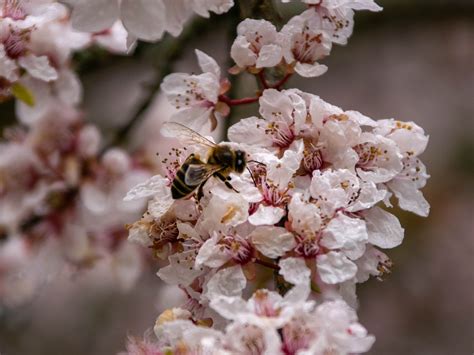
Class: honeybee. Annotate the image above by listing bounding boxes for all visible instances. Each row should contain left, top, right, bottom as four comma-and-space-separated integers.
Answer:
162, 122, 247, 200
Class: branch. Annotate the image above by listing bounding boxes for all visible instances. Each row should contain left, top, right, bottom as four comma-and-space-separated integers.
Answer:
101, 18, 221, 153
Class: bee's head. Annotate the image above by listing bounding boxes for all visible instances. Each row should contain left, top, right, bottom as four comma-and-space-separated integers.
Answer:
234, 150, 247, 173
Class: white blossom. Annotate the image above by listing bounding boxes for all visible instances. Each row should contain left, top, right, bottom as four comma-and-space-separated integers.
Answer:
231, 19, 283, 70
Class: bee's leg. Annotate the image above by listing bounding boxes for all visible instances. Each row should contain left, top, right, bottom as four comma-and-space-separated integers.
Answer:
197, 182, 205, 201
215, 172, 239, 193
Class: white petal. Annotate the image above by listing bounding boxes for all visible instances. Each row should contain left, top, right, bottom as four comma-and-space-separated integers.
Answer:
127, 222, 152, 247
158, 251, 203, 286
362, 207, 404, 249
231, 36, 257, 68
294, 62, 328, 78
209, 295, 247, 320
70, 0, 119, 32
147, 194, 174, 219
387, 178, 430, 217
162, 0, 193, 37
248, 205, 285, 226
256, 44, 282, 68
55, 70, 82, 105
279, 257, 310, 285
203, 265, 246, 302
228, 116, 273, 146
120, 0, 166, 41
250, 226, 295, 258
124, 175, 168, 201
321, 213, 368, 259
18, 55, 57, 82
195, 234, 230, 268
0, 45, 19, 82
317, 251, 357, 284
195, 49, 221, 78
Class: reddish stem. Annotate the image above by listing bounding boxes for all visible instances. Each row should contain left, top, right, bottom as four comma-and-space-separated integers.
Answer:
219, 95, 259, 106
258, 70, 270, 89
271, 73, 293, 90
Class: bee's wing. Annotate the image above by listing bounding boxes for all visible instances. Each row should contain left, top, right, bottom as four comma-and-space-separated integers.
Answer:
185, 164, 223, 186
161, 122, 216, 148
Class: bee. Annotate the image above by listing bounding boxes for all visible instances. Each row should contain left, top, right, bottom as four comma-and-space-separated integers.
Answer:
162, 122, 247, 200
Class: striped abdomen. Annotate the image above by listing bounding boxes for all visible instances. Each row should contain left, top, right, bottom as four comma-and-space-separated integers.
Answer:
171, 154, 203, 199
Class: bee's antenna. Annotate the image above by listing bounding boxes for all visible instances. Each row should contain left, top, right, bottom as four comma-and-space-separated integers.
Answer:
248, 160, 266, 166
246, 166, 258, 187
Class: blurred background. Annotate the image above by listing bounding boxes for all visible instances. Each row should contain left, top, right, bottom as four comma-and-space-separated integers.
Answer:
0, 0, 473, 354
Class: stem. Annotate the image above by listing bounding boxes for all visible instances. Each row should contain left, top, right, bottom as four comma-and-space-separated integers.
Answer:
258, 70, 270, 89
219, 95, 260, 106
271, 72, 293, 90
255, 258, 280, 270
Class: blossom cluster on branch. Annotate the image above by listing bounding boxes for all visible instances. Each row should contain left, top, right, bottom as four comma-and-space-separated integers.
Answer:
0, 105, 151, 305
0, 0, 144, 306
122, 0, 429, 354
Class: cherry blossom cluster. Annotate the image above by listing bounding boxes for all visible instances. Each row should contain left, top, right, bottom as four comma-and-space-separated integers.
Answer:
161, 1, 382, 132
126, 259, 374, 354
125, 87, 429, 348
123, 0, 430, 353
0, 106, 150, 306
0, 0, 128, 123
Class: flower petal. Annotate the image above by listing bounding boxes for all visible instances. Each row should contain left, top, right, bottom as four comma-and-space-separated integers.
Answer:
121, 0, 166, 41
250, 226, 295, 258
317, 251, 357, 284
362, 206, 404, 249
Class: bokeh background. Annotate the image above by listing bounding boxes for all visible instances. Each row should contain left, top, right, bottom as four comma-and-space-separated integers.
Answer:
1, 0, 473, 354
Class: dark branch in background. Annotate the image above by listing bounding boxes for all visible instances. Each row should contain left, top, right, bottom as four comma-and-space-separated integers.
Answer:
100, 17, 224, 154
239, 0, 283, 26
